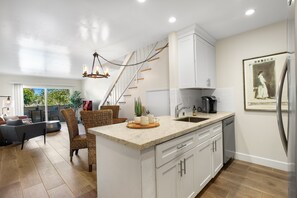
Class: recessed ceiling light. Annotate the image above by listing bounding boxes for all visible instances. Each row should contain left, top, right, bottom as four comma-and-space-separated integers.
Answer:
168, 17, 176, 23
245, 9, 255, 16
138, 0, 146, 3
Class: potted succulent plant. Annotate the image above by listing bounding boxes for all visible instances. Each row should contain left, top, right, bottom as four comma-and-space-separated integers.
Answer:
134, 97, 142, 123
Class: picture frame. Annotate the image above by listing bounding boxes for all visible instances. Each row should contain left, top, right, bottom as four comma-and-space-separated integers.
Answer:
243, 52, 288, 111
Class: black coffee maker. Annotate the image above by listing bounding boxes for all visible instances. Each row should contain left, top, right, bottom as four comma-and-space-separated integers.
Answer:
201, 96, 217, 113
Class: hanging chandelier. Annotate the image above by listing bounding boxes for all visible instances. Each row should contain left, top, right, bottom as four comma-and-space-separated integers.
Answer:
82, 42, 168, 79
83, 52, 110, 78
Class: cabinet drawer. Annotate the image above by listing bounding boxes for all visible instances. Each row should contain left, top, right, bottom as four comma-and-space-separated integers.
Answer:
156, 132, 196, 168
197, 125, 212, 145
197, 122, 222, 144
211, 122, 222, 137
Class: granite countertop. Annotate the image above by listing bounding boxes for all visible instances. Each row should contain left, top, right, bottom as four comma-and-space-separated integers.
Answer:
88, 112, 235, 150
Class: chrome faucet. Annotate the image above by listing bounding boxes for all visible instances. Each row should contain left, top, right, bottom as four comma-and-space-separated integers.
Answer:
175, 103, 190, 118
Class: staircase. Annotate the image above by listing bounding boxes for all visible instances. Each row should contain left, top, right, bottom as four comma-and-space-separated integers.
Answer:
99, 40, 168, 108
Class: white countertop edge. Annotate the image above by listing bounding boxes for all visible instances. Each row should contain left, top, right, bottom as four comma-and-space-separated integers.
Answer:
89, 112, 235, 150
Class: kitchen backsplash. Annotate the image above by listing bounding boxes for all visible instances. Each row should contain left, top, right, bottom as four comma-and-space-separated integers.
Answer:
169, 87, 234, 116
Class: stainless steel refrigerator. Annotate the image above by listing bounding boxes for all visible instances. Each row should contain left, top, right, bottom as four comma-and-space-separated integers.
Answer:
276, 1, 296, 197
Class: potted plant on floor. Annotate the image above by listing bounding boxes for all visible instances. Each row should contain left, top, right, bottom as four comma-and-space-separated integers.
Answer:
69, 91, 83, 121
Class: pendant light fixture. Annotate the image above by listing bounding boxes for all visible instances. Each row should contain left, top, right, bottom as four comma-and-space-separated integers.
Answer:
83, 52, 110, 78
82, 43, 168, 79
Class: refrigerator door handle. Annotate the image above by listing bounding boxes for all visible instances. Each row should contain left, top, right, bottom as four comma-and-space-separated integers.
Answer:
276, 58, 288, 156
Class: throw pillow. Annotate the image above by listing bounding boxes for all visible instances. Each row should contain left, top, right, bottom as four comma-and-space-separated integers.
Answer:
18, 115, 28, 120
0, 117, 5, 125
22, 118, 32, 124
4, 115, 19, 121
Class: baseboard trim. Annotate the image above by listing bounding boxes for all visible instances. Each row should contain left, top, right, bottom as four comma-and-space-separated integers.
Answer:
235, 152, 288, 171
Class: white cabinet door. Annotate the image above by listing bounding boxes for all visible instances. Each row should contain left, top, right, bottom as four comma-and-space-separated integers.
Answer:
156, 122, 223, 198
179, 148, 196, 198
206, 41, 216, 88
212, 133, 223, 177
178, 34, 216, 89
156, 158, 179, 198
195, 35, 216, 88
196, 139, 212, 193
156, 148, 197, 198
195, 35, 209, 88
178, 35, 196, 88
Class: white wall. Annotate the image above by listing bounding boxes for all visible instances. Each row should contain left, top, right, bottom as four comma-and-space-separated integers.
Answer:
216, 21, 288, 170
0, 74, 82, 115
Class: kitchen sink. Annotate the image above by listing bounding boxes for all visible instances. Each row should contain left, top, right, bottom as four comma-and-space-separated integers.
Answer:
175, 117, 209, 123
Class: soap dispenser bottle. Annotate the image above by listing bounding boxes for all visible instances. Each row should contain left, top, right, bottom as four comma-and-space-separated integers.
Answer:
192, 105, 197, 116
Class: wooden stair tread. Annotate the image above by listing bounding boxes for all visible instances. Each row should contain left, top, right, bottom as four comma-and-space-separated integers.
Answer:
140, 68, 152, 72
155, 45, 168, 51
135, 78, 144, 81
148, 57, 159, 62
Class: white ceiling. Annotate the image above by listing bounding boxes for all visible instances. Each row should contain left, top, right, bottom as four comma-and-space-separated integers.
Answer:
0, 0, 289, 79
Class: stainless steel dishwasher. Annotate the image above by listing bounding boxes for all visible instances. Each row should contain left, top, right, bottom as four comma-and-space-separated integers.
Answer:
223, 116, 235, 164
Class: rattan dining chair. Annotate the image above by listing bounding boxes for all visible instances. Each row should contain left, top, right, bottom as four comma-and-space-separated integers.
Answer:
80, 109, 113, 172
100, 105, 127, 124
61, 109, 87, 162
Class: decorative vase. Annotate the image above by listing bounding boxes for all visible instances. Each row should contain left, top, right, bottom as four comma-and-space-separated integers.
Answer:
147, 114, 155, 124
134, 116, 141, 124
140, 116, 149, 125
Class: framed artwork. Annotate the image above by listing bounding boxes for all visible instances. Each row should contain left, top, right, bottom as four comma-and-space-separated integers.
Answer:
243, 52, 288, 111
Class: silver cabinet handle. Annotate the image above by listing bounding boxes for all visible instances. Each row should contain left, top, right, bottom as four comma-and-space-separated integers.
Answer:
183, 158, 186, 174
212, 141, 215, 152
276, 58, 288, 155
225, 121, 233, 126
215, 140, 217, 152
178, 160, 183, 177
177, 143, 187, 150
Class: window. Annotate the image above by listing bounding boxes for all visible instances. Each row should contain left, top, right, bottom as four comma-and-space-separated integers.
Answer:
23, 87, 71, 122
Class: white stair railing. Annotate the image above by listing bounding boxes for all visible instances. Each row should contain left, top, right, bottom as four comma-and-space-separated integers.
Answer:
99, 52, 135, 107
99, 42, 159, 107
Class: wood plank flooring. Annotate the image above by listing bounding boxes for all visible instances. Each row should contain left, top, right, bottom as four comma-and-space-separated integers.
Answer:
197, 160, 288, 198
0, 123, 96, 198
0, 123, 288, 198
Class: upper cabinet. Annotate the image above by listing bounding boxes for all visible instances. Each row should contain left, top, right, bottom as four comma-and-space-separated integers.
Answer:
178, 24, 216, 89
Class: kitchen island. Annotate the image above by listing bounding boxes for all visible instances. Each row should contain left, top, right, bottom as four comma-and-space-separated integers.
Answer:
89, 112, 234, 198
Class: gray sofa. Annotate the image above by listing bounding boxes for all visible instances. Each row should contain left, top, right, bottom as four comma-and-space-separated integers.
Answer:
0, 122, 46, 149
